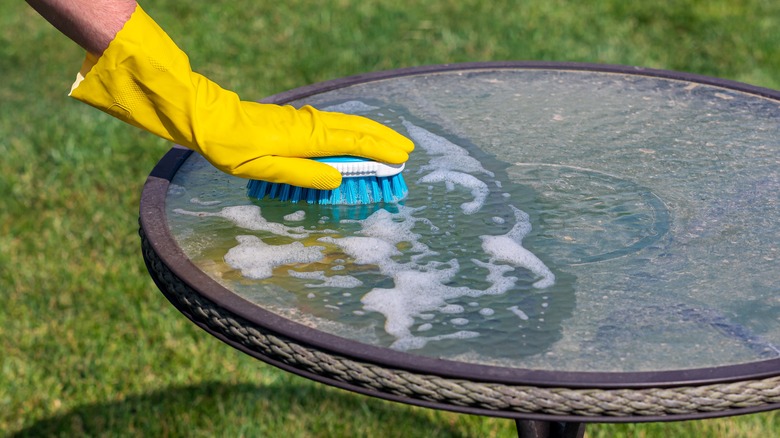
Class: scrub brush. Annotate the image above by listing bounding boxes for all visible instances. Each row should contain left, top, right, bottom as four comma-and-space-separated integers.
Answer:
246, 156, 408, 205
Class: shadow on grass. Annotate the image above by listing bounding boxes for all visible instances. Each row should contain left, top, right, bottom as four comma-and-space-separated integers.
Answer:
13, 380, 474, 437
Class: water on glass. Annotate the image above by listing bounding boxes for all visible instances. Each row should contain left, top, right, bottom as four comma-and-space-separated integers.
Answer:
164, 69, 780, 372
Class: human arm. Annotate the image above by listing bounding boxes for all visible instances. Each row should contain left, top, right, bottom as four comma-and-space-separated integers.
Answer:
26, 0, 136, 55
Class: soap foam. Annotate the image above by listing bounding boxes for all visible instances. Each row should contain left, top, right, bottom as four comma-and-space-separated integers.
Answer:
224, 235, 324, 280
390, 330, 480, 351
175, 205, 310, 237
355, 208, 427, 248
360, 254, 520, 351
422, 154, 494, 177
339, 206, 437, 259
287, 270, 363, 288
284, 210, 306, 222
471, 259, 518, 294
507, 305, 530, 321
190, 197, 221, 206
417, 170, 489, 215
362, 268, 469, 337
402, 118, 492, 178
403, 119, 494, 215
322, 100, 380, 114
167, 183, 186, 196
318, 235, 400, 270
480, 206, 555, 289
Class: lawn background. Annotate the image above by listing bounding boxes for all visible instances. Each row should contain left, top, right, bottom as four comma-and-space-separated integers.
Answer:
1, 0, 778, 436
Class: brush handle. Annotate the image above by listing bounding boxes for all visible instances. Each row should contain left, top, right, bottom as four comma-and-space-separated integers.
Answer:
314, 156, 405, 178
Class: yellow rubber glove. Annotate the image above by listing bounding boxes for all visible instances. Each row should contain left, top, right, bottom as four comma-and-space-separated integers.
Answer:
69, 5, 413, 190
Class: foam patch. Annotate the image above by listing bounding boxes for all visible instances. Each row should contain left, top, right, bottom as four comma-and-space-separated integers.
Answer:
225, 235, 324, 279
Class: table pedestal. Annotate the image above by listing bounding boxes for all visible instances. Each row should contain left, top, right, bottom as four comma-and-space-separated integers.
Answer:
516, 420, 585, 438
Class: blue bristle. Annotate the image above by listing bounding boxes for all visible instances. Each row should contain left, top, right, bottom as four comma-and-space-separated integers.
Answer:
321, 189, 330, 204
392, 174, 408, 199
278, 184, 290, 201
357, 178, 368, 202
342, 178, 358, 204
248, 180, 268, 198
374, 179, 382, 197
380, 178, 392, 203
290, 185, 302, 202
306, 188, 318, 204
268, 182, 279, 198
247, 173, 409, 206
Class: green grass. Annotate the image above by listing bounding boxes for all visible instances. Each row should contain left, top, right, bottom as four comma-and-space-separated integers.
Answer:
2, 0, 779, 436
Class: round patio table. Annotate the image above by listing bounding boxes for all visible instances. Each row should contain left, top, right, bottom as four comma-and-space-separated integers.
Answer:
140, 62, 780, 437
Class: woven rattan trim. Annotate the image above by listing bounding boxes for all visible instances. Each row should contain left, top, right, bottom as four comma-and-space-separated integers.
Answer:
140, 228, 780, 417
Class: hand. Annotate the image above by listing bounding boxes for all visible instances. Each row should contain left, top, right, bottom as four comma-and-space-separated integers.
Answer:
69, 5, 413, 189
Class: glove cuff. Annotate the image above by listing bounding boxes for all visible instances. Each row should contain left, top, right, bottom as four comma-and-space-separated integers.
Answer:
69, 52, 100, 95
68, 4, 208, 150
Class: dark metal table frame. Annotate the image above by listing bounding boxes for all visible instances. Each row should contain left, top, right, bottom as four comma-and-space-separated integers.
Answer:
140, 62, 780, 437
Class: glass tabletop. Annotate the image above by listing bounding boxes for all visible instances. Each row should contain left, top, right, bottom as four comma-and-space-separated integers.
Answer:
162, 66, 780, 374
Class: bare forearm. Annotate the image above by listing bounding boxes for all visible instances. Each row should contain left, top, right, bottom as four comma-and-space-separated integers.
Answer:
26, 0, 137, 54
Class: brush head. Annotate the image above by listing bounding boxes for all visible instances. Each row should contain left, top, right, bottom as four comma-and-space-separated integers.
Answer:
246, 156, 409, 205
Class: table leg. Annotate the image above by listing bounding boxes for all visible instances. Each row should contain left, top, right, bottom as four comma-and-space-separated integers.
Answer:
515, 420, 585, 438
